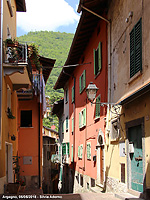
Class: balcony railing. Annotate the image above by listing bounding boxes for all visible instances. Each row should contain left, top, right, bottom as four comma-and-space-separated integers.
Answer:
4, 42, 28, 64
51, 154, 61, 163
62, 154, 69, 164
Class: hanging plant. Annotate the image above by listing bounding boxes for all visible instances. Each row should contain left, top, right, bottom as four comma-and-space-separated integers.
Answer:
28, 44, 42, 70
7, 107, 15, 119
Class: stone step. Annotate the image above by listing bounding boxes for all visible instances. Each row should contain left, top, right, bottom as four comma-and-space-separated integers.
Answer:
115, 193, 144, 200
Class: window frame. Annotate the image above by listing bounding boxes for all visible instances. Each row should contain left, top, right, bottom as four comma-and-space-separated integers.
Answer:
79, 108, 86, 129
87, 142, 91, 160
94, 42, 102, 77
95, 95, 101, 119
20, 110, 32, 128
79, 70, 86, 94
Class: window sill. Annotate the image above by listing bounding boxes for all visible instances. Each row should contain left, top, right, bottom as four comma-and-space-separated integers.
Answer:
20, 127, 34, 128
128, 71, 142, 85
94, 117, 100, 122
94, 71, 101, 79
79, 125, 86, 130
80, 88, 85, 94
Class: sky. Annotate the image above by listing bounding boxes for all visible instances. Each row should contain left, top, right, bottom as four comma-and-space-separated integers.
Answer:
17, 0, 80, 37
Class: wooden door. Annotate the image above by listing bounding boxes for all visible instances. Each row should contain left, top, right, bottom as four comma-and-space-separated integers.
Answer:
100, 146, 104, 185
128, 125, 143, 192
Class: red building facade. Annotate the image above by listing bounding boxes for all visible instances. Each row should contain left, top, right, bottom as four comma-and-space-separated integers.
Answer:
54, 1, 108, 192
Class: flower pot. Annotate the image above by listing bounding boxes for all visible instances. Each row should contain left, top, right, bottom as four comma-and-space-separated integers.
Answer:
19, 185, 26, 192
7, 183, 20, 194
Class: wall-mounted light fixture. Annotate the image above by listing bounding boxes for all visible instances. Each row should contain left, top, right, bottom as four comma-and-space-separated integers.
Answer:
86, 82, 122, 116
8, 133, 16, 141
86, 82, 116, 106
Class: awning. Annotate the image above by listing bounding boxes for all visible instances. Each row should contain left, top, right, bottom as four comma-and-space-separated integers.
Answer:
117, 81, 150, 105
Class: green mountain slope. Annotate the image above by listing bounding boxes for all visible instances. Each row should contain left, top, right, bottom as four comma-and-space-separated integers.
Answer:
18, 31, 74, 129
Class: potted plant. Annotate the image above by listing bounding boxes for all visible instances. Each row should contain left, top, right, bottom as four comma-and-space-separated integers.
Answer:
7, 183, 20, 194
19, 179, 26, 192
4, 38, 19, 48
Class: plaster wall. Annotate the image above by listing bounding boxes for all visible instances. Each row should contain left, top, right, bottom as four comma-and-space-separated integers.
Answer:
18, 97, 42, 179
69, 18, 108, 181
105, 0, 150, 194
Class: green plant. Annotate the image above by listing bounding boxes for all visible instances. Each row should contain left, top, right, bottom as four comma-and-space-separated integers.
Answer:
28, 44, 41, 70
7, 107, 15, 119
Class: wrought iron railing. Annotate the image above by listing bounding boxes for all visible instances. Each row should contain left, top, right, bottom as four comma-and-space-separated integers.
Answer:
51, 154, 61, 163
4, 42, 28, 64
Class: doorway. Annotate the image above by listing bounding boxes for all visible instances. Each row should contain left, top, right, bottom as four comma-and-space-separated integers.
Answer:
5, 143, 13, 183
126, 118, 145, 193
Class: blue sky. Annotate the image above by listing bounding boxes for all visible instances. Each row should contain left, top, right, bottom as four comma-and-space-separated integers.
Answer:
17, 0, 80, 37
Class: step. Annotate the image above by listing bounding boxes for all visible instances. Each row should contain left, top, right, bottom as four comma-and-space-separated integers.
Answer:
115, 193, 144, 200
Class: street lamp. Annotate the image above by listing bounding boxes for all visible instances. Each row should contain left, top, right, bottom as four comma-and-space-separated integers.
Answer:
86, 82, 99, 102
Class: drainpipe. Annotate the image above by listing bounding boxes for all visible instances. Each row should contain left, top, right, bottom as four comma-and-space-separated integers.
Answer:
38, 103, 41, 188
0, 0, 3, 149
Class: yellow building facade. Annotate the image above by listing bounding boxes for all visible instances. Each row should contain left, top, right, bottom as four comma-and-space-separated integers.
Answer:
0, 0, 26, 194
105, 0, 150, 198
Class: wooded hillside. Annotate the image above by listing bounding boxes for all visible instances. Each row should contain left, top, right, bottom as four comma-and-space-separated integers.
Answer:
18, 31, 74, 129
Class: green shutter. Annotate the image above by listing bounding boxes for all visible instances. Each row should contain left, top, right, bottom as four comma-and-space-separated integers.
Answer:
79, 76, 82, 93
78, 146, 80, 157
95, 95, 101, 118
94, 49, 96, 75
79, 112, 81, 128
62, 143, 66, 155
72, 117, 74, 132
83, 108, 86, 126
59, 146, 61, 154
62, 121, 64, 133
71, 144, 73, 162
83, 70, 86, 90
130, 18, 142, 78
98, 42, 102, 72
67, 142, 70, 155
66, 117, 68, 130
87, 143, 91, 160
60, 166, 62, 181
72, 86, 74, 103
80, 144, 83, 159
135, 18, 142, 74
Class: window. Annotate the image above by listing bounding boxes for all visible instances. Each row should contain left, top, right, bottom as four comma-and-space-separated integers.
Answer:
66, 116, 68, 131
7, 0, 13, 17
78, 144, 83, 159
62, 121, 64, 133
20, 110, 32, 127
71, 144, 73, 162
130, 18, 142, 78
65, 89, 68, 103
79, 108, 86, 128
72, 117, 74, 133
94, 42, 102, 76
72, 86, 75, 103
79, 70, 86, 93
62, 142, 69, 155
121, 163, 125, 183
7, 85, 11, 109
47, 151, 50, 160
95, 95, 101, 119
87, 142, 91, 160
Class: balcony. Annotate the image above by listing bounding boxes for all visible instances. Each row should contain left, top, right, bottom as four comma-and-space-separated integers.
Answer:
62, 154, 69, 164
4, 39, 28, 65
51, 154, 61, 163
3, 39, 31, 90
